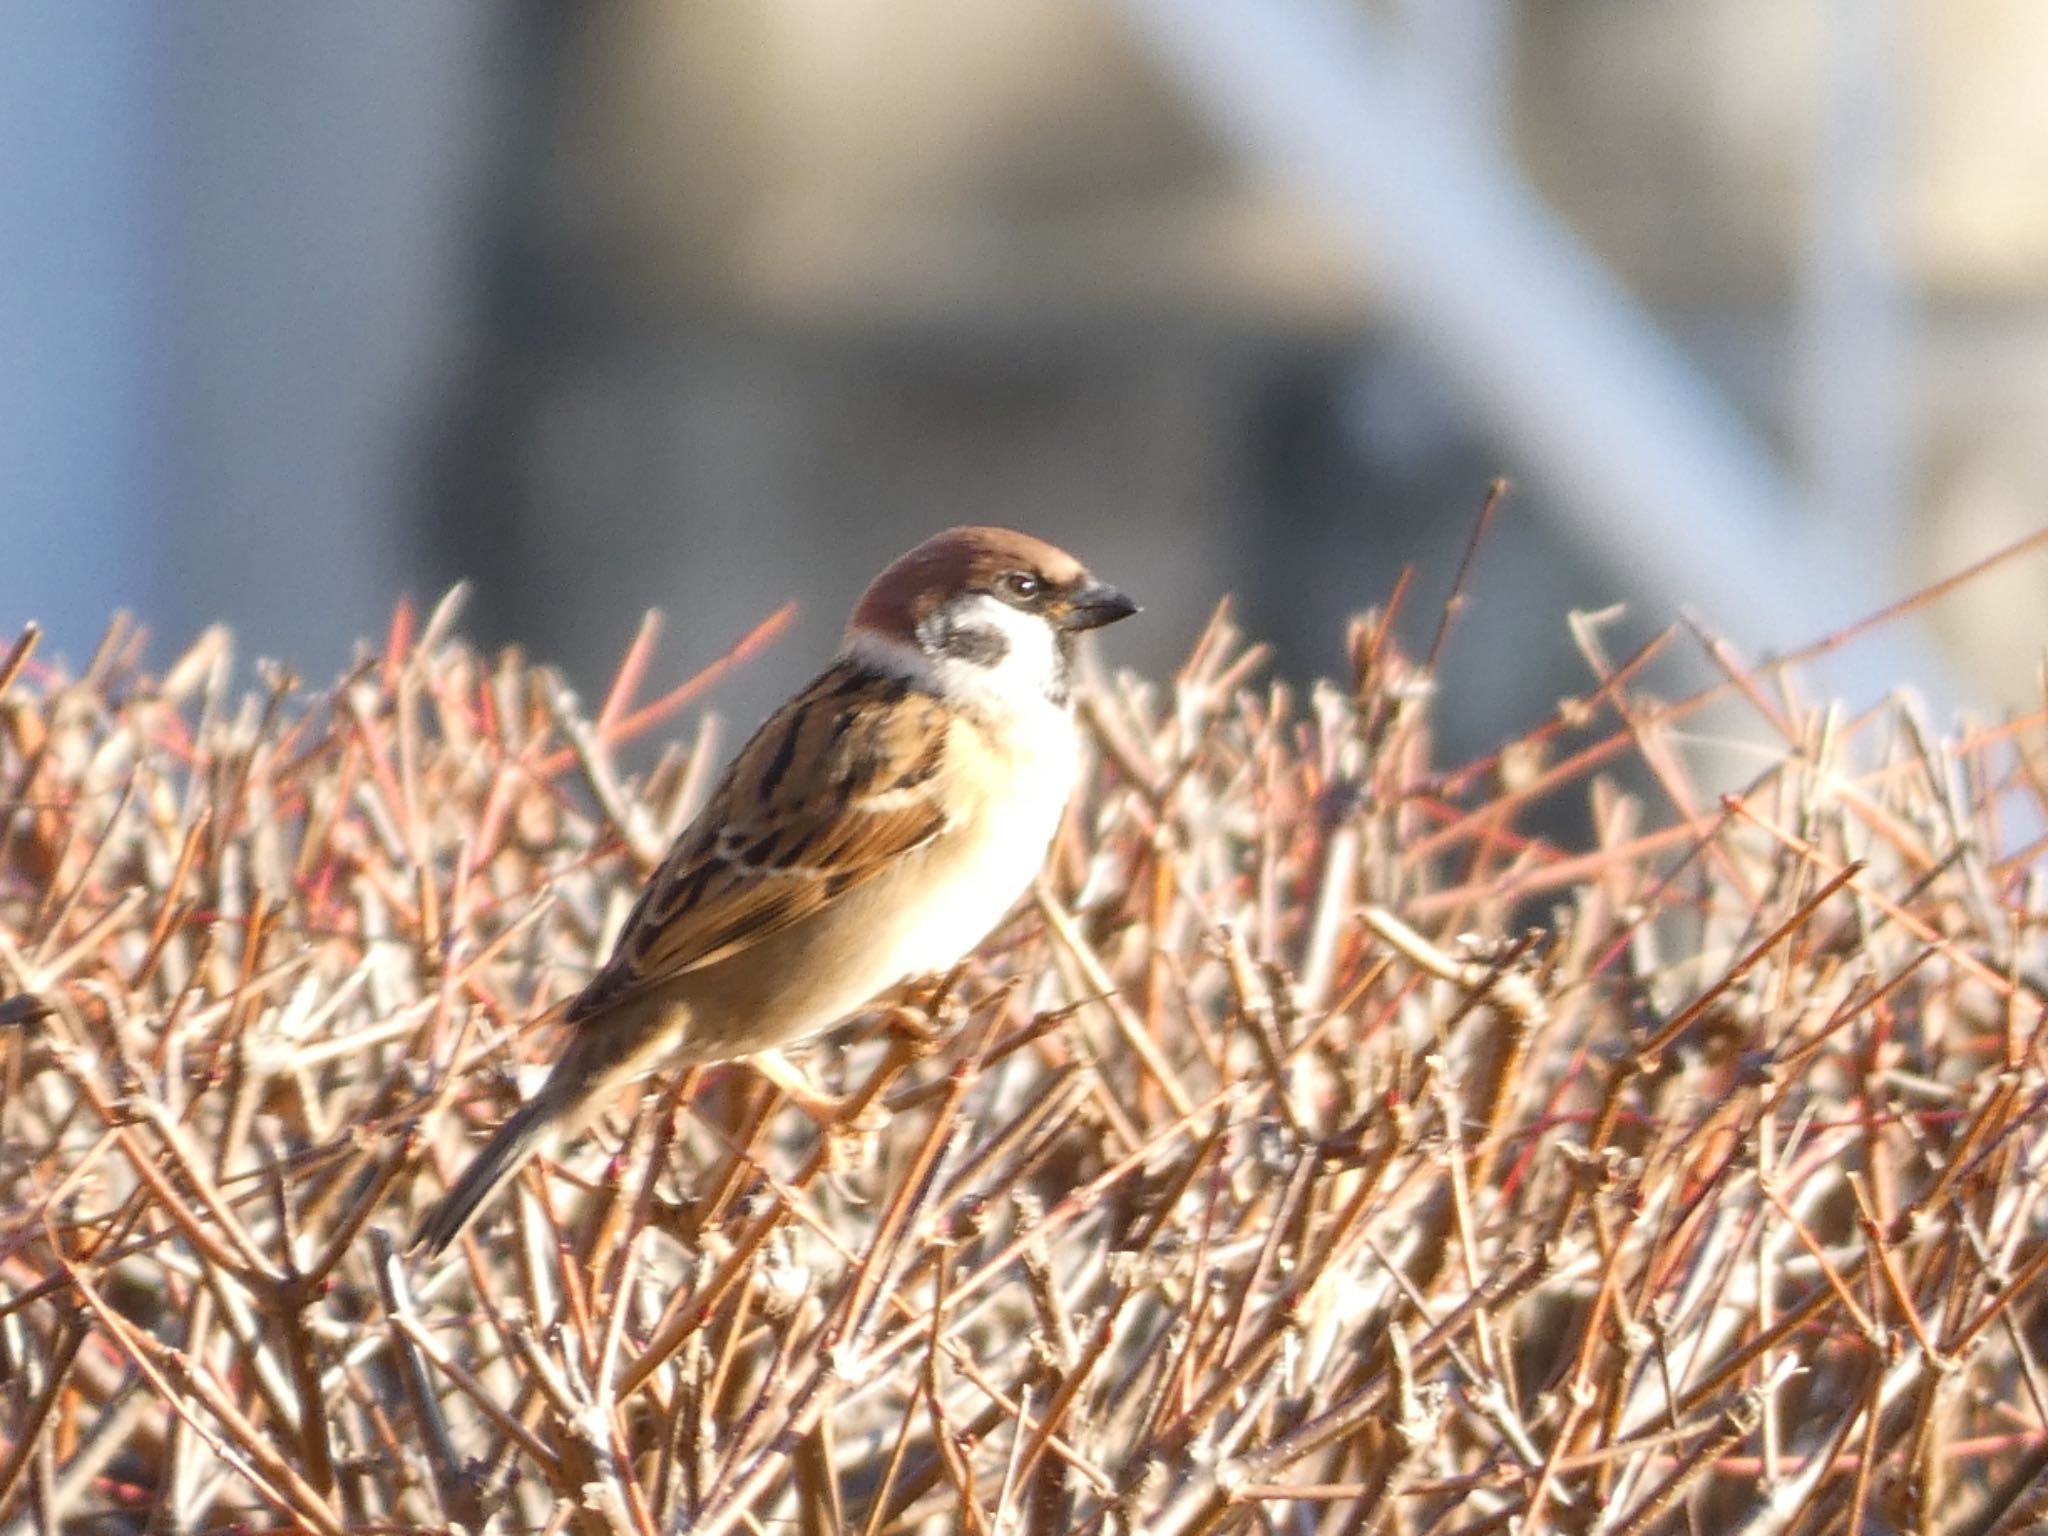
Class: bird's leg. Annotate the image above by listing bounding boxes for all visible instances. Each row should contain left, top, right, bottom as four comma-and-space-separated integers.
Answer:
750, 1047, 896, 1184
747, 1048, 848, 1121
871, 1004, 940, 1046
878, 962, 973, 1046
745, 1047, 895, 1142
750, 966, 975, 1138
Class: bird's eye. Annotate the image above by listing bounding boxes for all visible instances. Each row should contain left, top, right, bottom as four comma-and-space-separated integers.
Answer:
998, 571, 1043, 605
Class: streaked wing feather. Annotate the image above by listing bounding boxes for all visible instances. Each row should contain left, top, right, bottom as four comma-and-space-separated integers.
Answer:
566, 664, 952, 1023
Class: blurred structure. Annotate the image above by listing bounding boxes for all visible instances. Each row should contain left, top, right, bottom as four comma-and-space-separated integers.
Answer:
6, 1, 2048, 750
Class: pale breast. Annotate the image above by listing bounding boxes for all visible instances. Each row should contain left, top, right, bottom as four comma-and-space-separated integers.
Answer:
673, 704, 1079, 1059
884, 734, 1075, 978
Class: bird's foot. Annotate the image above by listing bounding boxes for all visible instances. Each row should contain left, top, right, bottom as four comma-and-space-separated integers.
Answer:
876, 1003, 942, 1049
878, 980, 970, 1053
750, 1048, 891, 1140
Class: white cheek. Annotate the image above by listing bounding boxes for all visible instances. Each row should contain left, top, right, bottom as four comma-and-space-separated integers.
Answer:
925, 593, 1065, 712
841, 594, 1079, 774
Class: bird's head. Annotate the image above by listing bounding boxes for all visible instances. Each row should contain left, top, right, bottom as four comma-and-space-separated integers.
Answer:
846, 526, 1137, 709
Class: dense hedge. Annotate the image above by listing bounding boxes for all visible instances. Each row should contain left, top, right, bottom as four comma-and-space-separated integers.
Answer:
3, 584, 2045, 1534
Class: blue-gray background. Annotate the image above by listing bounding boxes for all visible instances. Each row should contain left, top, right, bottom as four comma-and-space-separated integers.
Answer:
7, 2, 2046, 756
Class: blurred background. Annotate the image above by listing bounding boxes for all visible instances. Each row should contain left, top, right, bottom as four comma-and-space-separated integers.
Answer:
5, 0, 2047, 757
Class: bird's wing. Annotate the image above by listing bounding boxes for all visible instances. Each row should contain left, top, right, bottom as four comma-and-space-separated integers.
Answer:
565, 663, 955, 1023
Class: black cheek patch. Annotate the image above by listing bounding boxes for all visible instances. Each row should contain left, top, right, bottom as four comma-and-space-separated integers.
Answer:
941, 623, 1009, 669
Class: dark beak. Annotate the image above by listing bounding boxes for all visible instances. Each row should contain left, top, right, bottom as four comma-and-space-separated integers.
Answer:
1060, 581, 1139, 632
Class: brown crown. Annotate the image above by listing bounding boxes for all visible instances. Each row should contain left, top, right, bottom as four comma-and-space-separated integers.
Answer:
847, 526, 1091, 640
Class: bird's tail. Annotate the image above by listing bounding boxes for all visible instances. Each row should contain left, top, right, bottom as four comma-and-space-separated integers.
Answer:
414, 1000, 678, 1256
413, 1090, 562, 1256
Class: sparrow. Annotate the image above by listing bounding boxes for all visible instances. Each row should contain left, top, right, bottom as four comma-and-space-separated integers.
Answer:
416, 526, 1136, 1253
